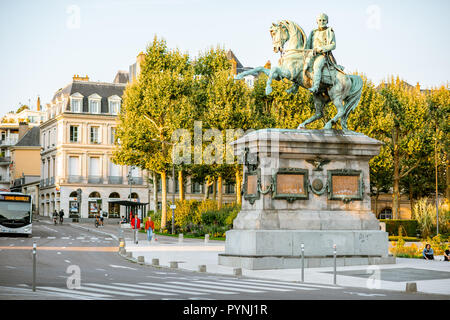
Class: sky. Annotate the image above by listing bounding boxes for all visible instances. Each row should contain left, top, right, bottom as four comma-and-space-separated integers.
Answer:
0, 0, 449, 115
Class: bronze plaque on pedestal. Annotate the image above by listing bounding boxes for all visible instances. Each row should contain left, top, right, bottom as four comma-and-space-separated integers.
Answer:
272, 168, 309, 201
328, 169, 363, 202
246, 174, 258, 195
276, 174, 305, 195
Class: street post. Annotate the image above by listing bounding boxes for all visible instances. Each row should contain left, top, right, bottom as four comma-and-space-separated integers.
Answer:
301, 243, 304, 282
32, 242, 36, 292
333, 244, 337, 285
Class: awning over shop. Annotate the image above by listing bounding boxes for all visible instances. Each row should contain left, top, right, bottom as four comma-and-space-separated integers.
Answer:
108, 199, 148, 222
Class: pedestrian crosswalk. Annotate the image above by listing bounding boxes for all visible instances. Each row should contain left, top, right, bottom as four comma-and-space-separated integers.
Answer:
0, 236, 114, 242
3, 278, 342, 300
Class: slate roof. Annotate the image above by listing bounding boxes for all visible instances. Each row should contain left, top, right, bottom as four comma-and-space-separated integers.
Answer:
52, 81, 126, 113
15, 127, 40, 147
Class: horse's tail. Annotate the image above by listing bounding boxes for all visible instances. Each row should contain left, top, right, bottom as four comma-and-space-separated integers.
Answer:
342, 74, 363, 130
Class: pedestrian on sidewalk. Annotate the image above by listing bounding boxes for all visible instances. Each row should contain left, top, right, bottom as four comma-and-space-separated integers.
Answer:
131, 214, 140, 230
444, 244, 450, 262
423, 244, 434, 260
145, 216, 155, 242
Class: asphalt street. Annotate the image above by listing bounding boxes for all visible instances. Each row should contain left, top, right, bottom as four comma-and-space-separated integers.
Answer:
0, 221, 448, 300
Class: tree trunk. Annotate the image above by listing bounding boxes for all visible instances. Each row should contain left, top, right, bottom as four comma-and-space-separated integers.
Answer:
218, 176, 223, 209
446, 152, 450, 202
236, 168, 242, 205
204, 180, 212, 201
178, 170, 184, 201
392, 125, 400, 219
375, 190, 379, 218
409, 185, 414, 220
161, 170, 167, 231
152, 171, 157, 212
212, 179, 217, 201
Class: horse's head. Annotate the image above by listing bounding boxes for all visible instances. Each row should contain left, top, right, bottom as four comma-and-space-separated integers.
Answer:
270, 23, 288, 53
270, 20, 307, 53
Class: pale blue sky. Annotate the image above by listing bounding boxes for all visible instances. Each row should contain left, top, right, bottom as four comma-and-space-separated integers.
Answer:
0, 0, 448, 115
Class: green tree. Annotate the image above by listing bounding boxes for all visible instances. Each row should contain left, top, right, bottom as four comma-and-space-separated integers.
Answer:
113, 36, 195, 231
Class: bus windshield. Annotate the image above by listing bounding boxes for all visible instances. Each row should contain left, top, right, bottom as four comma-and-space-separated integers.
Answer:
0, 202, 31, 223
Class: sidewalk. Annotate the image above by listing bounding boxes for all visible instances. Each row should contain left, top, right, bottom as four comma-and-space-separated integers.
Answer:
70, 221, 450, 297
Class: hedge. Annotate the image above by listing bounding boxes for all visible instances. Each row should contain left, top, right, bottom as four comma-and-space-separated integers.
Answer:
379, 219, 419, 237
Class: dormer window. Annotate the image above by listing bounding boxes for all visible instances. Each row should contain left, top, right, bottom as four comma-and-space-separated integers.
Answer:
108, 95, 121, 115
70, 93, 83, 113
89, 94, 101, 114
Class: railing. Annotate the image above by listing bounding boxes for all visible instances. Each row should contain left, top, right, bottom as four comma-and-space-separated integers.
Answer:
108, 176, 123, 184
131, 177, 143, 185
45, 178, 48, 186
49, 177, 54, 186
0, 138, 18, 146
88, 175, 103, 184
0, 156, 11, 163
68, 175, 83, 183
40, 179, 45, 187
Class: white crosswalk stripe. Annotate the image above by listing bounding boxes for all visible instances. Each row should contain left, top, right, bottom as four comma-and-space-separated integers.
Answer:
114, 283, 206, 296
241, 278, 341, 290
217, 279, 318, 291
84, 283, 175, 296
167, 281, 265, 293
37, 286, 111, 299
138, 282, 239, 295
80, 284, 145, 297
193, 280, 301, 292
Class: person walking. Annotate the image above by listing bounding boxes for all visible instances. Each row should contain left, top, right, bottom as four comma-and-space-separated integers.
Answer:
58, 209, 64, 225
131, 214, 140, 230
145, 216, 155, 242
423, 244, 434, 260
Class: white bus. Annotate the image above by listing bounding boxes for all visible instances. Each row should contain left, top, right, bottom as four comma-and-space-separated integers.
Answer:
0, 192, 33, 236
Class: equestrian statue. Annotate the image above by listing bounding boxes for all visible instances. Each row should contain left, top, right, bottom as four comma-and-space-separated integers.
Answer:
235, 14, 363, 131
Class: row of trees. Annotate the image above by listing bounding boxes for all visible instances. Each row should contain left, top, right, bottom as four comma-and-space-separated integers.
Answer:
113, 36, 449, 229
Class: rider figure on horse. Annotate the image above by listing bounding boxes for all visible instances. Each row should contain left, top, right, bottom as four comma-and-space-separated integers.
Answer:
306, 13, 339, 94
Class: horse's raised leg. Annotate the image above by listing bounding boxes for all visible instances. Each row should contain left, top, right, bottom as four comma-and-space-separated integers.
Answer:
324, 97, 346, 130
297, 94, 327, 129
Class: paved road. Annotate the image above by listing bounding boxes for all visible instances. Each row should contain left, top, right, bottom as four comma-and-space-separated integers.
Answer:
0, 221, 447, 300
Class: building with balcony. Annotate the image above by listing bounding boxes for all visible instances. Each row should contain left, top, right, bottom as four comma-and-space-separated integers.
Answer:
39, 74, 149, 220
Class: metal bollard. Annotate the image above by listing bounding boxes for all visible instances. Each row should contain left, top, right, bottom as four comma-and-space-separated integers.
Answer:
178, 233, 183, 244
301, 243, 304, 283
333, 244, 337, 285
32, 242, 36, 292
204, 234, 209, 244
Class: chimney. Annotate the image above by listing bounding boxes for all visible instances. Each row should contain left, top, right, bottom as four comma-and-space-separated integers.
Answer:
37, 96, 41, 111
18, 122, 29, 140
73, 74, 89, 81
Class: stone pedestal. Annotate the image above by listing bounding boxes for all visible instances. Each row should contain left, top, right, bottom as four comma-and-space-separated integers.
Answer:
218, 129, 395, 269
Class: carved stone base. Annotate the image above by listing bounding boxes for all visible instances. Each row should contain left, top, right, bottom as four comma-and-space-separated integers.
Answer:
219, 229, 392, 270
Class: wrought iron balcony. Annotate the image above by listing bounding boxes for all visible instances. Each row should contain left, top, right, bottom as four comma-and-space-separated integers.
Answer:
68, 175, 83, 183
88, 175, 103, 184
108, 176, 123, 184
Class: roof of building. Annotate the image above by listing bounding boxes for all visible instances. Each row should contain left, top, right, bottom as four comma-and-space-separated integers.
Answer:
113, 70, 129, 84
52, 80, 126, 113
14, 127, 40, 147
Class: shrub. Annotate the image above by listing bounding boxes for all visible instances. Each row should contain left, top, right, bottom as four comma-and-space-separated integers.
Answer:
379, 219, 419, 237
413, 198, 450, 237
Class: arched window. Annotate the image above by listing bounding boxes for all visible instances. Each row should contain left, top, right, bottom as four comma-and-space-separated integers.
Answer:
69, 191, 77, 197
109, 192, 120, 198
130, 192, 139, 199
379, 207, 393, 219
89, 191, 101, 198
